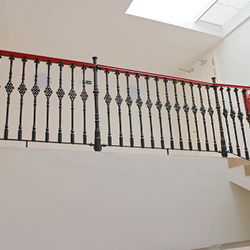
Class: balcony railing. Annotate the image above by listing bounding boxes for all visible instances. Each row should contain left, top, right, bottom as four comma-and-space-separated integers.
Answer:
0, 49, 250, 159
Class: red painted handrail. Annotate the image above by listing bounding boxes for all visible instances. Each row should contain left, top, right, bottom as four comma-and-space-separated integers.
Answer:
0, 49, 249, 89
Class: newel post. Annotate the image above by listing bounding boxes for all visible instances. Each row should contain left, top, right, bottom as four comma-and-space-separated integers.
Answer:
93, 56, 102, 151
212, 77, 227, 157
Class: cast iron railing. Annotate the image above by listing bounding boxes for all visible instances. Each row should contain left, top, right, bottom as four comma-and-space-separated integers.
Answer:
0, 50, 250, 160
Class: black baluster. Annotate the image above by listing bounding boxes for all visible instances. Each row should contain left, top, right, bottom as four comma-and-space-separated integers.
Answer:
80, 66, 88, 144
31, 59, 40, 141
212, 77, 227, 157
44, 61, 53, 142
56, 63, 65, 143
164, 79, 174, 149
205, 85, 217, 152
220, 87, 233, 153
92, 57, 102, 151
17, 58, 27, 140
125, 73, 134, 147
104, 69, 112, 146
155, 77, 164, 149
181, 81, 192, 150
227, 87, 240, 156
173, 80, 183, 150
115, 71, 123, 147
190, 83, 201, 151
68, 64, 77, 144
198, 84, 209, 151
145, 76, 154, 148
135, 74, 145, 148
234, 88, 249, 159
242, 89, 250, 125
4, 56, 15, 140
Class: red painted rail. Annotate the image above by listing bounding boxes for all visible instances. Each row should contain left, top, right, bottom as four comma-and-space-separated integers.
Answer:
0, 49, 249, 90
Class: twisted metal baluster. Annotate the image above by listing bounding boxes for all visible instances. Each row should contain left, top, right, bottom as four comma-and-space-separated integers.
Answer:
145, 76, 154, 148
68, 64, 77, 144
227, 87, 240, 156
181, 81, 192, 150
56, 63, 65, 143
234, 88, 249, 159
205, 85, 217, 152
125, 73, 134, 147
220, 87, 233, 153
242, 89, 250, 126
115, 71, 123, 147
4, 56, 15, 140
155, 77, 164, 149
44, 61, 52, 142
17, 58, 27, 140
135, 74, 145, 148
80, 66, 88, 144
198, 84, 209, 151
164, 79, 174, 149
31, 59, 40, 141
173, 80, 183, 150
104, 69, 112, 146
190, 83, 201, 151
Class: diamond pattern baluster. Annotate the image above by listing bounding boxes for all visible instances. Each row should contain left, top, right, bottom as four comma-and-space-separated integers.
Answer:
56, 63, 65, 143
234, 88, 249, 159
125, 73, 134, 147
145, 76, 154, 148
4, 55, 15, 140
164, 79, 174, 149
115, 71, 123, 147
198, 84, 209, 151
220, 87, 233, 153
135, 74, 144, 148
68, 64, 77, 144
44, 61, 52, 142
81, 66, 88, 144
181, 81, 192, 150
31, 59, 40, 141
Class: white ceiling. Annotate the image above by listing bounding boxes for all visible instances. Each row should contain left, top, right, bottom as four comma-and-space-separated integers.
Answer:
0, 0, 223, 76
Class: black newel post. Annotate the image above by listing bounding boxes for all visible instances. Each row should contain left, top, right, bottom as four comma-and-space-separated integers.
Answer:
212, 77, 227, 157
93, 56, 102, 151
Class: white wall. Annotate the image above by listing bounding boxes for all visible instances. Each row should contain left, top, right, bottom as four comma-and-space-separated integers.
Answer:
1, 147, 250, 250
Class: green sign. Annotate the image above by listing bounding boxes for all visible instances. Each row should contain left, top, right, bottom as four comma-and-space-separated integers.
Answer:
86, 80, 92, 85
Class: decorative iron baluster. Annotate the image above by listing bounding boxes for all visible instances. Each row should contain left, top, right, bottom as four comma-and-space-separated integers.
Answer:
181, 81, 192, 150
31, 59, 40, 141
4, 56, 15, 140
17, 58, 27, 140
80, 66, 88, 144
213, 81, 227, 157
68, 64, 77, 144
198, 84, 209, 151
234, 88, 249, 159
155, 77, 164, 149
173, 80, 183, 150
44, 61, 52, 142
115, 71, 123, 147
220, 87, 233, 153
242, 89, 250, 125
227, 87, 240, 156
56, 62, 65, 143
92, 57, 101, 151
135, 74, 145, 148
205, 85, 217, 152
125, 73, 134, 147
190, 83, 201, 151
164, 79, 174, 149
145, 76, 154, 148
104, 69, 112, 146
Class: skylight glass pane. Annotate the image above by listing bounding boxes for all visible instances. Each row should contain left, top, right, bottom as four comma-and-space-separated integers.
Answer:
218, 0, 250, 9
200, 2, 239, 25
